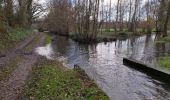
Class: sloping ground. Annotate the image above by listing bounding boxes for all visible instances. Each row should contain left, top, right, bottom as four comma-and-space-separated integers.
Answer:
0, 33, 45, 100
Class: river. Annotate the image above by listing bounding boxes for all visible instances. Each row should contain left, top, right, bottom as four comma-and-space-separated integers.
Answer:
35, 34, 170, 100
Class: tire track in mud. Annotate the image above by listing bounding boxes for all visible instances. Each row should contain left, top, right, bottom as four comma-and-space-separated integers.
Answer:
0, 33, 45, 100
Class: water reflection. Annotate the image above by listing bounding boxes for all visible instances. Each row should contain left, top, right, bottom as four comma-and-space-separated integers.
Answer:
35, 44, 54, 59
35, 34, 170, 100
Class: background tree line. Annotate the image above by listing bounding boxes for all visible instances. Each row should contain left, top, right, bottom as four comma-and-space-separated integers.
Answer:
44, 0, 170, 41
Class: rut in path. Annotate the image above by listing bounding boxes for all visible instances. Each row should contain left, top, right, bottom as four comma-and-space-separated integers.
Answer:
0, 32, 38, 66
0, 33, 45, 100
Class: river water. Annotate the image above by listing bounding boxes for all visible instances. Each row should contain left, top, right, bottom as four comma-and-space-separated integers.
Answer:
35, 34, 170, 100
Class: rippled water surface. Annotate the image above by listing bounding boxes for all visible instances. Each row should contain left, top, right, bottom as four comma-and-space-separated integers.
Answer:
36, 34, 170, 100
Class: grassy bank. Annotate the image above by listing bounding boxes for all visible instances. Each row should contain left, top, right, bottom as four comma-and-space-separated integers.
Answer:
159, 57, 170, 70
0, 28, 33, 54
45, 34, 53, 44
69, 32, 125, 44
156, 36, 170, 43
22, 59, 109, 100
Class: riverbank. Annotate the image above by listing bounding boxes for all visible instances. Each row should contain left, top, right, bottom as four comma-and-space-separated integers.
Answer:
156, 34, 170, 70
55, 29, 150, 44
21, 58, 109, 100
159, 57, 170, 70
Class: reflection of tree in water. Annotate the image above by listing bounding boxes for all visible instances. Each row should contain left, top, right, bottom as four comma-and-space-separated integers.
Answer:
52, 36, 70, 55
141, 34, 154, 64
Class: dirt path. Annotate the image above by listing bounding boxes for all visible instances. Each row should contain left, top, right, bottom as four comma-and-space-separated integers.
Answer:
0, 33, 45, 100
0, 32, 39, 66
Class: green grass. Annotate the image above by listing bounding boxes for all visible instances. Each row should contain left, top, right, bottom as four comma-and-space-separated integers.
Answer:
22, 60, 109, 100
9, 28, 33, 42
157, 36, 170, 43
45, 35, 52, 45
159, 57, 170, 70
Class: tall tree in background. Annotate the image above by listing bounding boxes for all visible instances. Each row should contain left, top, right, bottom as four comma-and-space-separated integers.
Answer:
4, 0, 14, 27
131, 0, 139, 33
44, 0, 170, 39
128, 0, 132, 31
18, 0, 34, 27
163, 1, 170, 37
0, 0, 7, 33
157, 0, 166, 32
146, 0, 152, 34
46, 0, 72, 35
115, 0, 120, 34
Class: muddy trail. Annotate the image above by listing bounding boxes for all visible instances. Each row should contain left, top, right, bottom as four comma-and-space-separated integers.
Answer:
0, 32, 45, 100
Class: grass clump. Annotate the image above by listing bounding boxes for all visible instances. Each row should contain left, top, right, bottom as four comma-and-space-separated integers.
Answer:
159, 57, 170, 70
9, 28, 33, 42
23, 60, 109, 100
45, 35, 52, 45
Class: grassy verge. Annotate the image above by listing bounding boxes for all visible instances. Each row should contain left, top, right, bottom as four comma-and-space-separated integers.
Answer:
0, 28, 33, 54
22, 59, 109, 100
0, 56, 23, 81
159, 57, 170, 70
45, 35, 52, 45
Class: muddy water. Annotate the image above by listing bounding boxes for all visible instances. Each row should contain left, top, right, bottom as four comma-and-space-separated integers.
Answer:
35, 34, 170, 100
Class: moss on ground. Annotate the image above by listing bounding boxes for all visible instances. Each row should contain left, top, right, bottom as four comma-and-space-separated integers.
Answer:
0, 56, 23, 81
159, 57, 170, 70
22, 59, 109, 100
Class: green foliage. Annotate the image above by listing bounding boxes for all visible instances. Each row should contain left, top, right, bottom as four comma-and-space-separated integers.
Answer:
23, 60, 109, 100
9, 28, 33, 42
159, 57, 170, 70
156, 36, 170, 43
45, 35, 52, 45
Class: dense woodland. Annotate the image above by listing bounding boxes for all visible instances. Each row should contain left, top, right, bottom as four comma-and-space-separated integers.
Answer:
0, 0, 170, 42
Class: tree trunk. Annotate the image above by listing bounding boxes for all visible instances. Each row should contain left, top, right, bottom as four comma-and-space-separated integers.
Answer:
163, 1, 170, 37
4, 0, 14, 26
